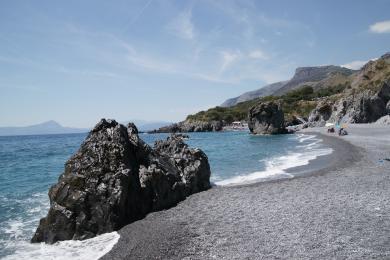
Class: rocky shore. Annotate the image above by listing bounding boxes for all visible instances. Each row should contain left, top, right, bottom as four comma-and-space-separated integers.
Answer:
31, 119, 211, 244
102, 124, 390, 259
149, 120, 223, 133
152, 53, 390, 135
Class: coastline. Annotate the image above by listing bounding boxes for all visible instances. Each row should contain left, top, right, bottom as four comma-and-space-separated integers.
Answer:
102, 125, 390, 259
284, 132, 362, 179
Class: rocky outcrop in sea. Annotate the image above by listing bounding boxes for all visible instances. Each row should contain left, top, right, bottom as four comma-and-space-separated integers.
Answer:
150, 120, 223, 133
31, 119, 211, 244
248, 101, 287, 135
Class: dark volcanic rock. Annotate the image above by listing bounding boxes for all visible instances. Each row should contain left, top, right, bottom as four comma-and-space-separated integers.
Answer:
140, 134, 211, 211
31, 119, 211, 244
154, 135, 211, 194
31, 119, 142, 244
248, 101, 287, 135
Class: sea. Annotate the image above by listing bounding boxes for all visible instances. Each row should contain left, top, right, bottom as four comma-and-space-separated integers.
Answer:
0, 131, 332, 259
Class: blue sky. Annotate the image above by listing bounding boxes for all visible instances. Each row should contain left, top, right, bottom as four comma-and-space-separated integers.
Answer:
1, 0, 390, 127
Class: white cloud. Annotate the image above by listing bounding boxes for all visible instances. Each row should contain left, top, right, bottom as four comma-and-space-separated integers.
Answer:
168, 10, 195, 40
341, 58, 377, 70
59, 24, 289, 85
341, 60, 367, 70
219, 50, 241, 73
248, 50, 268, 60
370, 20, 390, 33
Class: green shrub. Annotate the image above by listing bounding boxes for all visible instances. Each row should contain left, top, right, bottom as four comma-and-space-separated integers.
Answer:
186, 84, 347, 123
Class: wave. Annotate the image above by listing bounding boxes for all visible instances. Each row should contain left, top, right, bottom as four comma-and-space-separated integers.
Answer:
216, 134, 333, 186
0, 192, 119, 260
2, 232, 119, 260
0, 132, 331, 259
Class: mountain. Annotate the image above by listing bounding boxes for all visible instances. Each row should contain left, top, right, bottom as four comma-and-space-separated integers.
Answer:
177, 52, 390, 132
221, 81, 287, 107
272, 65, 355, 95
0, 120, 88, 136
221, 65, 355, 107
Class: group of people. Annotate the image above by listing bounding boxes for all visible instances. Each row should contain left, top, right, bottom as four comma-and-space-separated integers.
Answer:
327, 124, 348, 136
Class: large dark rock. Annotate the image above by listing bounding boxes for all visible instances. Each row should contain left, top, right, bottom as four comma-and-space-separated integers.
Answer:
248, 101, 287, 135
154, 135, 211, 194
31, 119, 211, 244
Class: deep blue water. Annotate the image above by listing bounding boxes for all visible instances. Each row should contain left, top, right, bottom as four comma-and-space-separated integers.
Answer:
0, 131, 331, 259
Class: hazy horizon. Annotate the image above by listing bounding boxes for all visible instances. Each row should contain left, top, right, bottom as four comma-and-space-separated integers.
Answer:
1, 0, 390, 127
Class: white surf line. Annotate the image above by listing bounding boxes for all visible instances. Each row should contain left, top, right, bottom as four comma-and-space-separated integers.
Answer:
3, 232, 120, 260
216, 134, 333, 186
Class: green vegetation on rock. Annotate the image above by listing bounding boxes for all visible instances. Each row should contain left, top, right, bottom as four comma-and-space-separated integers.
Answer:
185, 53, 390, 127
187, 84, 347, 124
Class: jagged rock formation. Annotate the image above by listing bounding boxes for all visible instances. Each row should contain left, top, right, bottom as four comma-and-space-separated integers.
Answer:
150, 120, 223, 133
31, 119, 211, 244
248, 101, 287, 135
306, 54, 390, 126
329, 81, 389, 123
317, 63, 390, 125
308, 101, 333, 127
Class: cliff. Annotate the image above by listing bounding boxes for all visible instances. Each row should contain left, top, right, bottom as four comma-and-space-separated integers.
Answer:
221, 66, 355, 107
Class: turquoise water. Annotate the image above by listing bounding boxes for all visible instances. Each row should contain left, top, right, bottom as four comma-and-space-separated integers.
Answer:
0, 131, 332, 259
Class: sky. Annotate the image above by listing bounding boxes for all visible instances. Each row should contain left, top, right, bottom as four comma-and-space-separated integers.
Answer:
1, 0, 390, 128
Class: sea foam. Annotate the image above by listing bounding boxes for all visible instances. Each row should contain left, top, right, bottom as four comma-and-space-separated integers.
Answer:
216, 134, 333, 186
0, 192, 119, 260
2, 232, 120, 260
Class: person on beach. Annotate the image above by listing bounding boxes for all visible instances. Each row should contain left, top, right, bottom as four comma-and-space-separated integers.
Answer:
338, 127, 348, 136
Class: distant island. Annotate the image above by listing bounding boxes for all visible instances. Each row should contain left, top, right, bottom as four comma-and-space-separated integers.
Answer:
0, 120, 88, 136
0, 120, 173, 137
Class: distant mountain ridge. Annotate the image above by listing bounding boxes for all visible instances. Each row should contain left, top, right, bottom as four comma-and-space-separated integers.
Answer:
221, 81, 287, 107
0, 120, 173, 136
0, 120, 88, 136
121, 120, 173, 132
221, 65, 356, 107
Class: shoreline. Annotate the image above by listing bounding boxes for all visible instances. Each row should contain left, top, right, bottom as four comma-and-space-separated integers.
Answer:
214, 132, 338, 186
101, 125, 390, 259
0, 130, 336, 259
285, 132, 362, 179
210, 131, 361, 190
